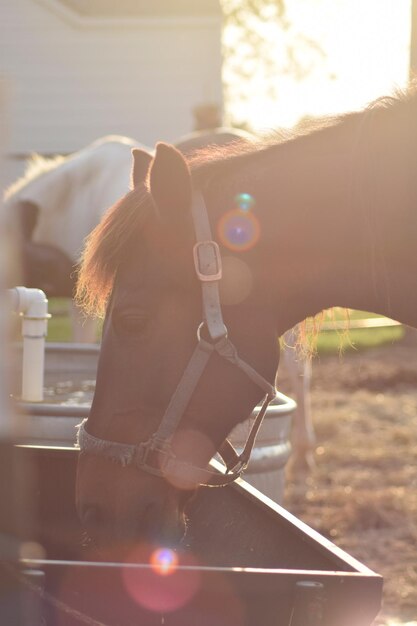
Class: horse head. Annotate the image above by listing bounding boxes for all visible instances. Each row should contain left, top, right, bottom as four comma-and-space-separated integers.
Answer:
75, 143, 279, 549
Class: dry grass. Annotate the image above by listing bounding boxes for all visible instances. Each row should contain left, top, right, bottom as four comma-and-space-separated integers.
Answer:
282, 334, 417, 625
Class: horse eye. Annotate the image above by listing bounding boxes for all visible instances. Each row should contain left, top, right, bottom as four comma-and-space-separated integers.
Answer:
113, 312, 149, 335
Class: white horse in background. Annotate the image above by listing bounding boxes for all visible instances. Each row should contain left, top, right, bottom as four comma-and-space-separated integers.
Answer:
5, 136, 153, 341
5, 133, 315, 469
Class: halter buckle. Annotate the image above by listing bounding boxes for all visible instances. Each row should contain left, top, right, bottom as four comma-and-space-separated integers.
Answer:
134, 438, 170, 477
193, 241, 222, 282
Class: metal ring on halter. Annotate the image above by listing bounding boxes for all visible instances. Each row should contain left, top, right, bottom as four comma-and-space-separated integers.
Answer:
197, 320, 228, 343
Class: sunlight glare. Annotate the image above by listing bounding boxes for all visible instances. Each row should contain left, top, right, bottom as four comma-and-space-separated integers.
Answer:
122, 545, 201, 613
218, 209, 260, 251
230, 0, 411, 129
150, 548, 178, 576
218, 193, 260, 252
163, 429, 216, 490
220, 256, 253, 305
235, 192, 255, 212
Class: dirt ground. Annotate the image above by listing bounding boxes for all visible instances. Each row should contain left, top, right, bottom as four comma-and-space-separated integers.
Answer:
281, 332, 417, 626
281, 332, 417, 625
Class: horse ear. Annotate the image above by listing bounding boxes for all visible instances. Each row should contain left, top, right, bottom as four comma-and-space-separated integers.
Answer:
131, 148, 153, 188
149, 143, 192, 222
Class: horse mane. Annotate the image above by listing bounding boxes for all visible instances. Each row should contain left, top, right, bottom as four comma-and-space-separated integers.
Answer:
75, 184, 153, 318
4, 153, 67, 200
4, 135, 139, 202
75, 85, 417, 321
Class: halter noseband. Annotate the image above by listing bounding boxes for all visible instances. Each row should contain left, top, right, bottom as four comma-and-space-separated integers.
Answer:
77, 190, 276, 487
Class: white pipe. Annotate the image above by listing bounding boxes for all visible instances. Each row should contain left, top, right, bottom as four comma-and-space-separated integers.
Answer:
8, 287, 50, 402
0, 79, 16, 439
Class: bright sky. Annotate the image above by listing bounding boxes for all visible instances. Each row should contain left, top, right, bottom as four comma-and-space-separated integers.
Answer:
228, 0, 412, 130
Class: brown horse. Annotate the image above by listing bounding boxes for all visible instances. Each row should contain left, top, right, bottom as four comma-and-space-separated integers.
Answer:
75, 87, 417, 548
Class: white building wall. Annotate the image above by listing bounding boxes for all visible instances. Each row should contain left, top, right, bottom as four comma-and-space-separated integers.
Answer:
0, 0, 223, 185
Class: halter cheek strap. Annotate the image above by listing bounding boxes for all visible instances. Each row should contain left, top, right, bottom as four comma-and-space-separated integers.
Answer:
77, 190, 276, 487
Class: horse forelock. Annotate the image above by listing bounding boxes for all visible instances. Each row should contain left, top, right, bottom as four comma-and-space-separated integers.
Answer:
75, 184, 153, 318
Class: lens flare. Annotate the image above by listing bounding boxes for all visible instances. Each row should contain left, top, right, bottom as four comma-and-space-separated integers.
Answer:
163, 429, 216, 490
220, 256, 253, 305
19, 541, 46, 560
234, 192, 255, 212
217, 209, 260, 252
122, 545, 201, 613
150, 548, 178, 576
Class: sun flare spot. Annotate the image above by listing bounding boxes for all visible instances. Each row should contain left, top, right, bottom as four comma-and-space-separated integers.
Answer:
234, 192, 256, 212
150, 548, 178, 576
217, 209, 260, 252
122, 545, 201, 613
220, 256, 253, 305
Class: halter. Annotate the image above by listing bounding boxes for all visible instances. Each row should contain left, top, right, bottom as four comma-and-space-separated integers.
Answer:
77, 190, 277, 487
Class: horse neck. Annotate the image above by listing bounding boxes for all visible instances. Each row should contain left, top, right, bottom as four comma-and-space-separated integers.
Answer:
214, 103, 417, 333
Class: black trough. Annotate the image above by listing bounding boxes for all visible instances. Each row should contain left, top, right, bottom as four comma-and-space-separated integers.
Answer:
8, 343, 383, 625
11, 445, 382, 626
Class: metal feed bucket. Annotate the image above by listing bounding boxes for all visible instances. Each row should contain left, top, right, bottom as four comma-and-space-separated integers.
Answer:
229, 392, 295, 502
